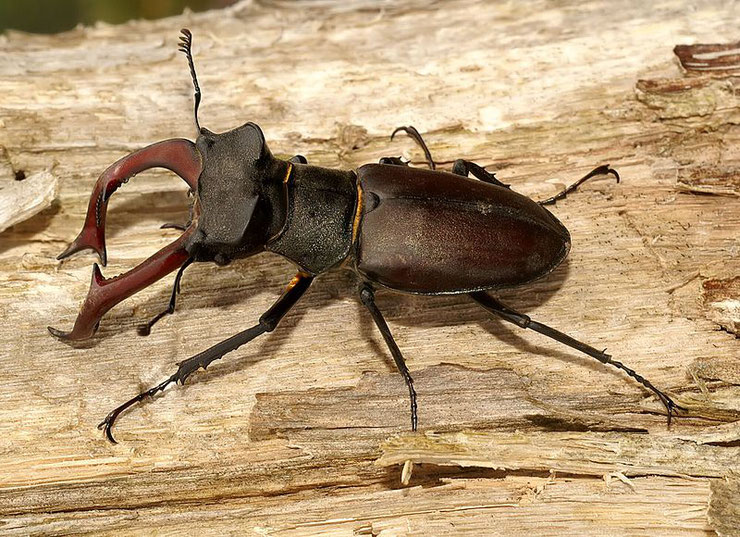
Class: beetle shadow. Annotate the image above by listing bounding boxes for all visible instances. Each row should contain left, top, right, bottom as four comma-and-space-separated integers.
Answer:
156, 293, 317, 386
60, 200, 601, 386
375, 257, 572, 330
172, 257, 581, 383
127, 267, 360, 385
84, 254, 355, 384
96, 251, 344, 331
0, 202, 61, 256
352, 257, 640, 377
102, 189, 193, 240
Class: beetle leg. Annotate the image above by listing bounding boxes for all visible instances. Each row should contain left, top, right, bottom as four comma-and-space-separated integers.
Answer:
538, 165, 620, 206
57, 139, 203, 266
359, 285, 418, 431
390, 125, 436, 170
97, 272, 314, 443
137, 257, 194, 336
289, 155, 308, 164
378, 156, 409, 166
452, 159, 510, 189
469, 292, 687, 425
48, 226, 196, 341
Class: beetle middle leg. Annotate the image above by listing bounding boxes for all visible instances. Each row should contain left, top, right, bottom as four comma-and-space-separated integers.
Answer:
469, 292, 686, 425
452, 159, 510, 188
382, 125, 436, 170
359, 285, 418, 431
98, 272, 314, 443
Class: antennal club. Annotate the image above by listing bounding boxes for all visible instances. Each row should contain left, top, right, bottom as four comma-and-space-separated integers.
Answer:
178, 28, 202, 131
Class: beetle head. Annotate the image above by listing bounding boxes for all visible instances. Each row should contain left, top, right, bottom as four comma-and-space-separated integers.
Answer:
186, 122, 288, 264
48, 30, 290, 342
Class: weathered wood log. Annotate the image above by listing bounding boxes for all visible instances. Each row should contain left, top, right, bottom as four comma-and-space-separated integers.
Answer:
0, 0, 738, 535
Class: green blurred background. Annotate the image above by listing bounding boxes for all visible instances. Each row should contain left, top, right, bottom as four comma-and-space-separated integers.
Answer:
0, 0, 237, 34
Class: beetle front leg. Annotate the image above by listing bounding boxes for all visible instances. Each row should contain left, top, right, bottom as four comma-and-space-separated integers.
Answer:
359, 285, 418, 431
57, 139, 203, 266
469, 292, 686, 425
97, 272, 314, 443
137, 257, 194, 336
161, 191, 197, 232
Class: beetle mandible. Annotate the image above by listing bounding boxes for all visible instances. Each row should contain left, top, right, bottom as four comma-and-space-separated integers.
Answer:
49, 29, 685, 443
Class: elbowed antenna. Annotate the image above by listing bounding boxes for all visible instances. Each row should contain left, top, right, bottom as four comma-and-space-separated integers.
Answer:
179, 28, 202, 132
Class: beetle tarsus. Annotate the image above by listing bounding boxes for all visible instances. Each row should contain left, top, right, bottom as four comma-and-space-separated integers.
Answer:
390, 125, 436, 170
657, 392, 686, 427
99, 273, 313, 441
161, 196, 195, 232
470, 292, 687, 426
538, 164, 620, 206
359, 285, 418, 431
137, 258, 193, 336
98, 375, 177, 444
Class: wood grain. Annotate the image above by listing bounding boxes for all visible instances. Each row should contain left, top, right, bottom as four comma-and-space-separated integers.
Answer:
0, 0, 738, 535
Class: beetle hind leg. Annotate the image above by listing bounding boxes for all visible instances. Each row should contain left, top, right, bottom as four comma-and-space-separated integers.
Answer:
57, 139, 202, 266
359, 285, 418, 431
469, 292, 687, 425
538, 165, 620, 206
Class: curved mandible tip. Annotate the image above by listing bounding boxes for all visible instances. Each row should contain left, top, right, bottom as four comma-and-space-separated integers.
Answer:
50, 227, 195, 341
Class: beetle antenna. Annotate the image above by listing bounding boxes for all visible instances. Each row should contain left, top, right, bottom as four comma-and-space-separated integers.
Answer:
179, 28, 202, 132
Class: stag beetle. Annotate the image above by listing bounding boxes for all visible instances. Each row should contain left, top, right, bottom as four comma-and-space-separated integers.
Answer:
49, 29, 684, 443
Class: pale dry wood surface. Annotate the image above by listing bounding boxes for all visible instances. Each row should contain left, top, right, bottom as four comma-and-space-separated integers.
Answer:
0, 0, 739, 535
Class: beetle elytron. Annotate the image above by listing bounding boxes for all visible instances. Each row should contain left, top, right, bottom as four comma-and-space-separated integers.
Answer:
49, 29, 684, 442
